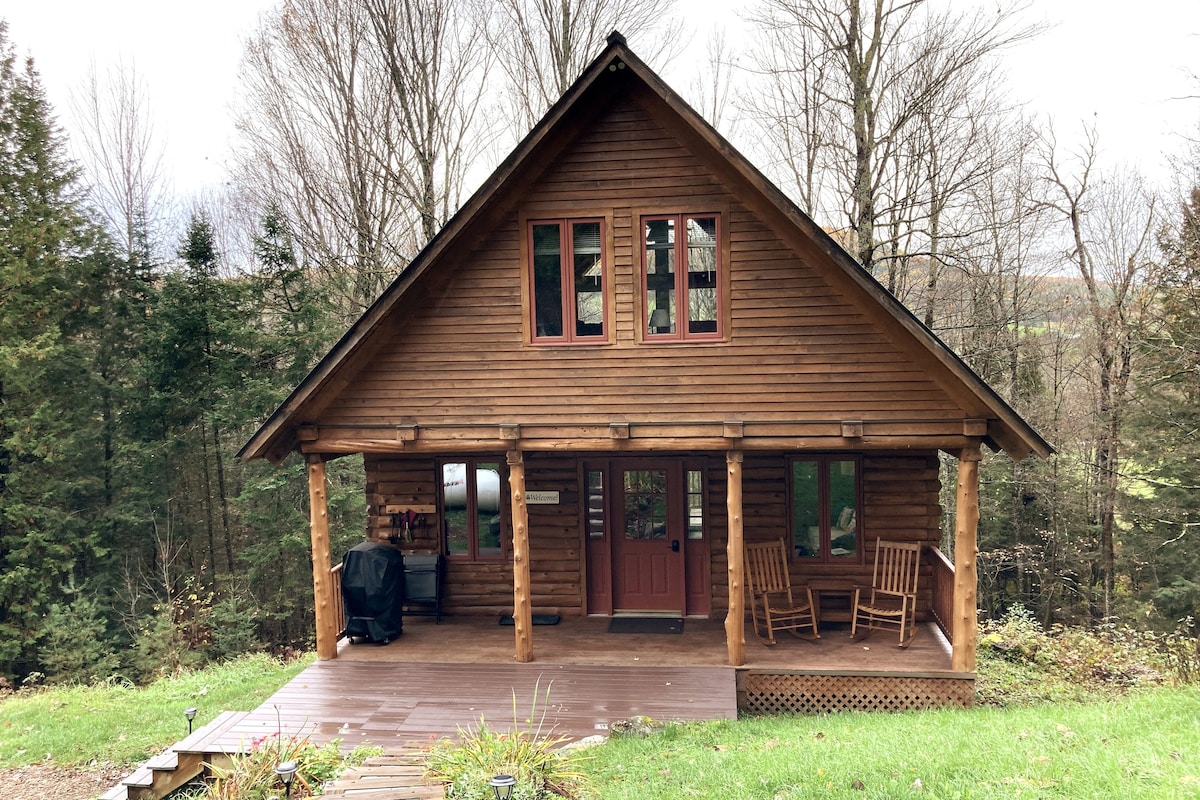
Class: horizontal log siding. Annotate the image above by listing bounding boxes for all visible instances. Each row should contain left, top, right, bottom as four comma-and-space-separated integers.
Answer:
523, 456, 585, 613
366, 452, 939, 618
728, 453, 942, 617
364, 454, 585, 615
319, 95, 966, 430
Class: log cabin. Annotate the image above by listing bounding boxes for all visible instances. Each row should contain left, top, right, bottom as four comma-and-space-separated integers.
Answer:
239, 32, 1050, 712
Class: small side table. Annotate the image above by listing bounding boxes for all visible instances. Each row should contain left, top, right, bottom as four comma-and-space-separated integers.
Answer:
810, 582, 855, 625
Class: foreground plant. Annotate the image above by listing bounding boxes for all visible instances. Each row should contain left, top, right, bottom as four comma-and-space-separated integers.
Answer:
181, 731, 380, 799
425, 681, 590, 800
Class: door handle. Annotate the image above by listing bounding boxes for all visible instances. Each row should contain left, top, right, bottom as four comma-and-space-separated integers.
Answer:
671, 539, 680, 553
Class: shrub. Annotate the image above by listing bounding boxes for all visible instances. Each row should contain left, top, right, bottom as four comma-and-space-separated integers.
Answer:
37, 593, 120, 684
977, 604, 1200, 706
425, 682, 590, 800
179, 732, 381, 799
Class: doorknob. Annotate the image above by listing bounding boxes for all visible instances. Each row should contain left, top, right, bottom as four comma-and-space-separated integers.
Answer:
671, 539, 680, 552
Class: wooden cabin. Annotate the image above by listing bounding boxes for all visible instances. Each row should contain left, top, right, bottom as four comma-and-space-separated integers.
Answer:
240, 33, 1049, 711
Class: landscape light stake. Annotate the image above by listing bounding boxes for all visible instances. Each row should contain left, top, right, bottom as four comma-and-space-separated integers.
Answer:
489, 774, 516, 800
184, 707, 197, 736
276, 760, 298, 799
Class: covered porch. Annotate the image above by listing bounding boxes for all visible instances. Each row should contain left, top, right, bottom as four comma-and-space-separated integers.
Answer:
306, 448, 983, 679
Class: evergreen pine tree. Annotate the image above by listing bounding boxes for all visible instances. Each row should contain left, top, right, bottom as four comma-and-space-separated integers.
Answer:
0, 23, 125, 678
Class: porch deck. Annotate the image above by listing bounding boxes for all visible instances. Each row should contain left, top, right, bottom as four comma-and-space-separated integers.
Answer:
186, 616, 960, 756
184, 659, 737, 757
335, 614, 957, 674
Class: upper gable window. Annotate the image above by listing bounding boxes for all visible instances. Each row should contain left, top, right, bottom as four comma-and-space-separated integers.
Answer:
643, 214, 722, 341
529, 218, 607, 343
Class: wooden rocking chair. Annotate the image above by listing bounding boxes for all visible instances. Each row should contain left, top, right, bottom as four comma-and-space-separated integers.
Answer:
851, 539, 922, 647
744, 539, 819, 645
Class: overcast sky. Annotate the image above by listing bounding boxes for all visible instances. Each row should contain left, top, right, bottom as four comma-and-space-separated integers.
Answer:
4, 0, 1199, 198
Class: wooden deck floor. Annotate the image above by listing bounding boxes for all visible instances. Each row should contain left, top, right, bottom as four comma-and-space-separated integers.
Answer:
182, 616, 958, 760
186, 659, 737, 756
335, 614, 957, 675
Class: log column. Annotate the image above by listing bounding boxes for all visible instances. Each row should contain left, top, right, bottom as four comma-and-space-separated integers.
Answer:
952, 442, 982, 672
307, 456, 338, 661
725, 451, 746, 667
507, 450, 534, 663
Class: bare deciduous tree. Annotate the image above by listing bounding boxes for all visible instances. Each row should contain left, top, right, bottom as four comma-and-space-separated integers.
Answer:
235, 0, 493, 314
483, 0, 684, 135
70, 59, 171, 268
1041, 128, 1159, 619
745, 0, 1036, 273
686, 28, 740, 134
362, 0, 494, 243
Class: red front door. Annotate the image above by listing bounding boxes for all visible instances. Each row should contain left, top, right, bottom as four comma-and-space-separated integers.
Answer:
611, 466, 685, 614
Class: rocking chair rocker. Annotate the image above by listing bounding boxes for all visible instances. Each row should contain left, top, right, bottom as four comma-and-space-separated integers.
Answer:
744, 539, 819, 645
851, 539, 922, 647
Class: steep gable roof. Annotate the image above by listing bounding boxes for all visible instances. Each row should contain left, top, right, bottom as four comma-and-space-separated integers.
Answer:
240, 32, 1051, 465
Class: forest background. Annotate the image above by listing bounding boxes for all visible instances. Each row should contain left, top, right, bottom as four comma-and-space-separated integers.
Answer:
1, 0, 1198, 685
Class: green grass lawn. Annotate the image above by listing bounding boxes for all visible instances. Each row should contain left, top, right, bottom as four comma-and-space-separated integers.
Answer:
0, 653, 311, 768
1, 644, 1198, 799
583, 687, 1200, 799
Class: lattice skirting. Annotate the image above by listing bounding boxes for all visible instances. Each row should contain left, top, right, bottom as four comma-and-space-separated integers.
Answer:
740, 672, 974, 714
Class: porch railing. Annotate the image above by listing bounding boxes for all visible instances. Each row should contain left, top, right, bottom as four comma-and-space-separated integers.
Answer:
330, 562, 344, 634
928, 546, 954, 643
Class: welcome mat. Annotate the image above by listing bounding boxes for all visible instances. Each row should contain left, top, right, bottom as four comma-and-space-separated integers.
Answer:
608, 617, 684, 634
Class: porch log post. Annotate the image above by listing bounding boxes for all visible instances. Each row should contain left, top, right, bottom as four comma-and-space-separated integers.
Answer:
507, 450, 534, 663
307, 456, 338, 661
725, 451, 746, 667
952, 442, 982, 672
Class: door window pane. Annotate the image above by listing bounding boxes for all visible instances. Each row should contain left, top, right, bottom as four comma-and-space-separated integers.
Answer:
624, 469, 667, 541
686, 469, 704, 540
586, 469, 605, 539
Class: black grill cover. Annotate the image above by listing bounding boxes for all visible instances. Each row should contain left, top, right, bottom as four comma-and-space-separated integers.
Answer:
340, 542, 405, 643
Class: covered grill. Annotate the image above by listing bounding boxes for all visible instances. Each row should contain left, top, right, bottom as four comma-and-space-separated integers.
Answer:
339, 541, 405, 644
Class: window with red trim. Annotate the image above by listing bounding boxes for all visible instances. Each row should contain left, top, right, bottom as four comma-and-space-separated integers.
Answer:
643, 214, 721, 341
441, 460, 505, 561
529, 219, 607, 343
790, 456, 861, 562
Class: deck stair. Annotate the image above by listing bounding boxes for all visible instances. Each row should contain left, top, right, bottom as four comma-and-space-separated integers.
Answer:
98, 711, 250, 800
321, 753, 445, 799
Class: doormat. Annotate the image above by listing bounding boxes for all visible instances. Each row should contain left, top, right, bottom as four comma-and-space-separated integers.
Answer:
608, 617, 684, 634
498, 613, 560, 626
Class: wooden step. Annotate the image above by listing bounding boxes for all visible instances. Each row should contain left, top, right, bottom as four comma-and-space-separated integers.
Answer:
321, 754, 445, 799
98, 784, 128, 800
144, 749, 178, 771
173, 710, 252, 754
122, 766, 154, 788
99, 711, 253, 800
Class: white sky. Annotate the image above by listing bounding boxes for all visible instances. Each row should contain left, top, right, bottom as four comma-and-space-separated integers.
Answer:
4, 0, 1200, 198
